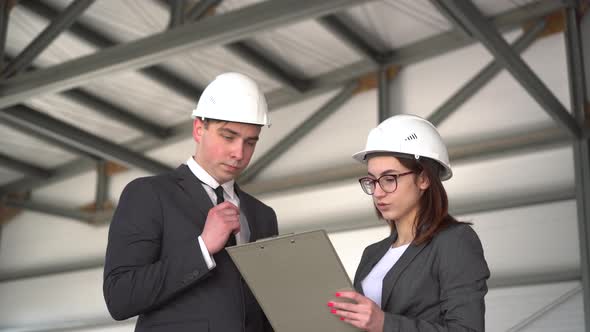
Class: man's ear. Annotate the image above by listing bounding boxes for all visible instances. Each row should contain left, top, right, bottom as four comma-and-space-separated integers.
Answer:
192, 119, 204, 143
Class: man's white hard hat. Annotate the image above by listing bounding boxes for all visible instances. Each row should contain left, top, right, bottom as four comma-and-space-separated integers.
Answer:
191, 72, 271, 127
352, 114, 452, 180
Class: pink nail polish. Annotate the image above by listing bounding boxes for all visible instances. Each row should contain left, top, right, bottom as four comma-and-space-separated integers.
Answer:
335, 292, 341, 297
330, 309, 337, 314
340, 317, 345, 321
327, 302, 334, 307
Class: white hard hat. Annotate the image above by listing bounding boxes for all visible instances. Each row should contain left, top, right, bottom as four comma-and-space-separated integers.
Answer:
191, 72, 271, 127
352, 114, 452, 180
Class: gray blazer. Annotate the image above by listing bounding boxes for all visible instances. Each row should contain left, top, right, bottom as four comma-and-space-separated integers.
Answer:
354, 223, 489, 331
103, 164, 278, 332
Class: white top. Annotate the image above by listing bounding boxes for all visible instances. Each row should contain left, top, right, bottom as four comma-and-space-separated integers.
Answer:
186, 157, 251, 270
361, 243, 410, 308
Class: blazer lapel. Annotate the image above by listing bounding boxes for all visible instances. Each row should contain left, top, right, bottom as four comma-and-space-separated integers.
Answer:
234, 184, 258, 242
354, 233, 396, 295
175, 164, 213, 221
380, 239, 428, 309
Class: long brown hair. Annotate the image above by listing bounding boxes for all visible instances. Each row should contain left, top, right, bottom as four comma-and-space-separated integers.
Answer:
375, 154, 463, 245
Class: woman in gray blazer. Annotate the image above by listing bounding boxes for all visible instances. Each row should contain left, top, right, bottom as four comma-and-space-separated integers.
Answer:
329, 114, 490, 331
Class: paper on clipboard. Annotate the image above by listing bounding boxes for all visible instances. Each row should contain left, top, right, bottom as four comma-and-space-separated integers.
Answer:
227, 230, 360, 332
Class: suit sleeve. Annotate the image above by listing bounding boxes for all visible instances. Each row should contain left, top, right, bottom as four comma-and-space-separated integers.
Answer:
103, 178, 211, 321
383, 225, 490, 332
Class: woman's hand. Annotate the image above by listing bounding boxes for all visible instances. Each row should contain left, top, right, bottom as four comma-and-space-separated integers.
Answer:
328, 291, 384, 332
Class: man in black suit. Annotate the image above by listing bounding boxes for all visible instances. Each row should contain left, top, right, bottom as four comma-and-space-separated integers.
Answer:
103, 72, 278, 332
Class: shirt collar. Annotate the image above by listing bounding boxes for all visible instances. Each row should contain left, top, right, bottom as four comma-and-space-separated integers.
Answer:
186, 157, 236, 200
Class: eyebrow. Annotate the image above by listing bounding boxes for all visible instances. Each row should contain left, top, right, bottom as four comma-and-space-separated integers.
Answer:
367, 169, 401, 177
218, 127, 259, 141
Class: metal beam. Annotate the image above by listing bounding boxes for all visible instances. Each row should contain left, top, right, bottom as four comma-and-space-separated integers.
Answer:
377, 68, 390, 122
269, 0, 572, 110
226, 41, 309, 92
428, 20, 546, 127
2, 0, 95, 78
0, 0, 375, 108
2, 198, 97, 223
0, 0, 571, 195
242, 126, 570, 195
239, 82, 358, 184
60, 90, 170, 139
506, 285, 582, 332
427, 0, 472, 38
167, 0, 185, 28
186, 0, 222, 21
437, 0, 582, 138
566, 4, 590, 331
318, 13, 385, 65
0, 153, 52, 179
2, 55, 170, 139
18, 0, 203, 101
0, 106, 172, 174
1, 113, 99, 159
184, 1, 310, 93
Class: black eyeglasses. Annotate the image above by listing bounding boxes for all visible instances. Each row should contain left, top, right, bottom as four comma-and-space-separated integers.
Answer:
358, 171, 415, 195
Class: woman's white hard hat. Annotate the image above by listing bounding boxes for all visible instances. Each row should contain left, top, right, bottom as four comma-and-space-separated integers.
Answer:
191, 72, 271, 127
352, 114, 452, 181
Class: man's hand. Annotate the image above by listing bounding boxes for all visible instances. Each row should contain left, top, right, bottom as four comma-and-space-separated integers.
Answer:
328, 291, 384, 332
201, 202, 240, 254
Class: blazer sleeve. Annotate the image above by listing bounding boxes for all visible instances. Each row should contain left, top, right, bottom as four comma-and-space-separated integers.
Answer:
103, 178, 211, 321
383, 225, 490, 332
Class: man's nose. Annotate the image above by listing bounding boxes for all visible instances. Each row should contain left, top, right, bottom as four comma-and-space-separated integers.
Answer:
230, 141, 244, 160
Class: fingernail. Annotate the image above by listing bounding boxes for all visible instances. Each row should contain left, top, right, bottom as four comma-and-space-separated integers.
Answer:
330, 309, 337, 314
340, 317, 345, 321
335, 292, 341, 297
327, 302, 334, 307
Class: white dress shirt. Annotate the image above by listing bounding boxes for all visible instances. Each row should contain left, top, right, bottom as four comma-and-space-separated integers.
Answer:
186, 157, 251, 270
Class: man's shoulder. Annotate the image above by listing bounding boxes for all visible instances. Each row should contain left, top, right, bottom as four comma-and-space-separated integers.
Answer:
237, 188, 273, 211
124, 167, 181, 190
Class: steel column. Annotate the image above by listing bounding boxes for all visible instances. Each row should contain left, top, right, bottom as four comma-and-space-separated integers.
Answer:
377, 68, 390, 122
566, 4, 590, 330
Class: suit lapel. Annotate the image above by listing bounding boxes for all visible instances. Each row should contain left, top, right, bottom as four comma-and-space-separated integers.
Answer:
380, 239, 428, 309
175, 164, 213, 221
354, 233, 396, 295
235, 184, 258, 242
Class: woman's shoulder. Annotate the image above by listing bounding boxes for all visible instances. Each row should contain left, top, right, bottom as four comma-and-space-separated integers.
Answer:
437, 222, 478, 239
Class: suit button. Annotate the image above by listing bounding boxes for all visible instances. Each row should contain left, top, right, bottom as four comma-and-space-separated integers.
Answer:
192, 270, 199, 277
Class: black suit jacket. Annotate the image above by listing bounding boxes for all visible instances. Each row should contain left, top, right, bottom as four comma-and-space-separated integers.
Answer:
354, 223, 489, 331
103, 164, 278, 332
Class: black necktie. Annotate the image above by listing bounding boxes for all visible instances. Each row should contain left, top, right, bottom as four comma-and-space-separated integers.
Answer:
214, 186, 224, 205
214, 186, 236, 247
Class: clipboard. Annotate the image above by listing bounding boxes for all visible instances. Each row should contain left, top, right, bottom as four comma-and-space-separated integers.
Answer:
227, 229, 360, 332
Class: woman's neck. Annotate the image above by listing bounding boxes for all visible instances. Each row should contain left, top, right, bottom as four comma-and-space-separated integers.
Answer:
393, 212, 417, 247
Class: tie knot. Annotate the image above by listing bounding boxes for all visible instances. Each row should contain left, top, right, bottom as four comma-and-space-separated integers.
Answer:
214, 186, 224, 205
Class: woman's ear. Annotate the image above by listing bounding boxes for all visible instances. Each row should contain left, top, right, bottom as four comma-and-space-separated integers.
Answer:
417, 171, 430, 191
